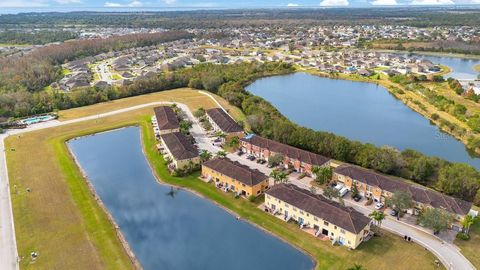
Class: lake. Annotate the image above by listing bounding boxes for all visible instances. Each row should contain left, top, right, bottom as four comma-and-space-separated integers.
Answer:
246, 72, 480, 169
67, 126, 314, 270
402, 53, 480, 80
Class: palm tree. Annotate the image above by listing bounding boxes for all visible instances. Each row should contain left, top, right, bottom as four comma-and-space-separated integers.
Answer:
278, 172, 288, 184
200, 150, 212, 162
270, 170, 280, 185
369, 210, 385, 228
216, 150, 227, 158
461, 215, 475, 235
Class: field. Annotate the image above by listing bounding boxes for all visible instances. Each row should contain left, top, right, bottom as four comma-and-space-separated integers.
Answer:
6, 88, 441, 270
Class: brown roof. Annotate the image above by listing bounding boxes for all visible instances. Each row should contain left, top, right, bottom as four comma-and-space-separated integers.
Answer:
206, 108, 243, 133
160, 132, 198, 160
240, 135, 330, 167
203, 157, 268, 186
266, 184, 371, 234
154, 106, 179, 131
334, 165, 472, 216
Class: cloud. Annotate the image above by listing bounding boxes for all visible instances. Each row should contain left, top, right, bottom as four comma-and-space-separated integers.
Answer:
163, 0, 176, 4
320, 0, 349, 6
287, 3, 300, 6
371, 0, 398, 4
104, 0, 143, 7
55, 0, 82, 3
410, 0, 454, 4
0, 0, 49, 7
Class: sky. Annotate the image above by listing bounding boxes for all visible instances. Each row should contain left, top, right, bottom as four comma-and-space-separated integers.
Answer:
0, 0, 479, 9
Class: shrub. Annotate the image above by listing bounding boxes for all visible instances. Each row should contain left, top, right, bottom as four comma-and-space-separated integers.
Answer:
431, 113, 440, 120
248, 195, 256, 202
456, 232, 470, 241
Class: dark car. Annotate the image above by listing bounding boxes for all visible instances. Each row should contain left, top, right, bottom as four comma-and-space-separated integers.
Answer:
259, 159, 266, 164
248, 155, 256, 161
390, 209, 398, 216
352, 194, 362, 202
237, 151, 244, 156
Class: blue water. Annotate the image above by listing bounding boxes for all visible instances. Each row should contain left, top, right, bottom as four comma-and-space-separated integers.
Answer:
247, 72, 480, 169
68, 127, 314, 270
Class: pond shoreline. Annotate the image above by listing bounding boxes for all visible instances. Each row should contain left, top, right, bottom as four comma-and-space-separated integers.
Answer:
137, 126, 318, 270
66, 127, 143, 270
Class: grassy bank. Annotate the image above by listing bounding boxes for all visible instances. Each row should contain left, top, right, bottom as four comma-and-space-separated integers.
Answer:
5, 88, 441, 270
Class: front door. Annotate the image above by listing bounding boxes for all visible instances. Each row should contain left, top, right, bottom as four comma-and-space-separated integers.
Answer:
322, 229, 329, 236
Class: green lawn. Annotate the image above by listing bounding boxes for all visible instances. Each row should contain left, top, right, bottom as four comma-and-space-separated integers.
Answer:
455, 217, 480, 269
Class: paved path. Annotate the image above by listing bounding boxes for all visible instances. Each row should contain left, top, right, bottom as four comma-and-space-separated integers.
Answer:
0, 91, 475, 270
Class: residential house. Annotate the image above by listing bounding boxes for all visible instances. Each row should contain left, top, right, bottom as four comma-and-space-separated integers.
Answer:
265, 184, 371, 249
206, 108, 244, 140
154, 106, 180, 135
333, 164, 473, 220
202, 157, 269, 197
240, 134, 330, 176
160, 132, 200, 170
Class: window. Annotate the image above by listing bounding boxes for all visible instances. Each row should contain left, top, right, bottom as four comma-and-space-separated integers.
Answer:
300, 211, 304, 215
334, 226, 337, 229
324, 221, 329, 226
314, 217, 318, 221
340, 229, 346, 234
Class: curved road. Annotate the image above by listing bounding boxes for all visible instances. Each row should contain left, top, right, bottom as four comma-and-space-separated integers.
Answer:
0, 91, 476, 270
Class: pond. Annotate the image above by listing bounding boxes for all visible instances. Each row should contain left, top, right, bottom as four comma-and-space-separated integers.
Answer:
246, 72, 480, 170
67, 126, 314, 270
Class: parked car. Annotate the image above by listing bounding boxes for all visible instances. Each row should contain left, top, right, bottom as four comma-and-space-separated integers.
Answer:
390, 209, 398, 216
374, 202, 384, 210
339, 187, 349, 197
213, 138, 221, 143
352, 194, 362, 202
237, 151, 244, 156
247, 155, 256, 161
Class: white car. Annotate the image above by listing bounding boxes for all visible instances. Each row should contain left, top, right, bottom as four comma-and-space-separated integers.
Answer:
374, 202, 384, 210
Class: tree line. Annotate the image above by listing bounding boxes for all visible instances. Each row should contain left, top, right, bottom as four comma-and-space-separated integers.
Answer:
0, 30, 78, 45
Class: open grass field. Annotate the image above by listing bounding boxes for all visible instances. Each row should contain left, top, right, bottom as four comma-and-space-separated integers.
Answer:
455, 218, 480, 269
58, 88, 229, 120
6, 88, 442, 270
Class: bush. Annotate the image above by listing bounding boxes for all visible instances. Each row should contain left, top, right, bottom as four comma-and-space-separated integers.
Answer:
431, 113, 440, 120
456, 232, 470, 241
248, 195, 256, 202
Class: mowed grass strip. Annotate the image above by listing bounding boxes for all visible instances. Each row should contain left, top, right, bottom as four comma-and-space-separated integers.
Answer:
7, 89, 441, 270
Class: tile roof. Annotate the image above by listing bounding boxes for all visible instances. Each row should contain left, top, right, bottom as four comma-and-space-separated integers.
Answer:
206, 108, 243, 133
160, 132, 199, 160
240, 135, 330, 167
334, 165, 472, 216
154, 106, 179, 131
266, 184, 371, 234
203, 157, 268, 186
